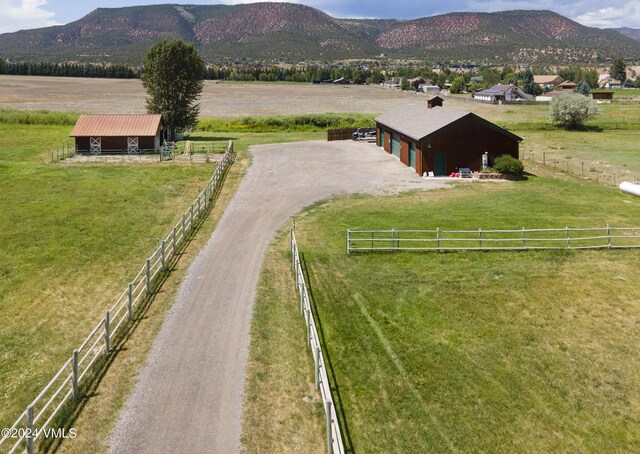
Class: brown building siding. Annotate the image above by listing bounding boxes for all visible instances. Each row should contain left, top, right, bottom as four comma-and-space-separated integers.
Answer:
376, 114, 520, 176
74, 136, 158, 152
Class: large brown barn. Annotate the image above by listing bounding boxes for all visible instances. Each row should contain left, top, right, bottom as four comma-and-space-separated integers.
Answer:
375, 100, 522, 176
70, 114, 166, 153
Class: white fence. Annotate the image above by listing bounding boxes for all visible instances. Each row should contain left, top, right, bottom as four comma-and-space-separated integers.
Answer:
347, 226, 640, 253
290, 227, 345, 454
0, 141, 235, 454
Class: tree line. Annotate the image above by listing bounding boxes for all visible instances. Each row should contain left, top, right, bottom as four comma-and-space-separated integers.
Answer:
1, 57, 637, 90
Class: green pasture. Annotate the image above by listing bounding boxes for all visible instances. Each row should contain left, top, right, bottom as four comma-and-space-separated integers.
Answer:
0, 124, 217, 428
285, 177, 640, 452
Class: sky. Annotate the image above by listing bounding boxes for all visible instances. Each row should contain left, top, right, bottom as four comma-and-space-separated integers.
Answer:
1, 0, 639, 34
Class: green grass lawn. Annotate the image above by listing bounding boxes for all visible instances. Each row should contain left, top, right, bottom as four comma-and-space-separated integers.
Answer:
282, 175, 640, 452
0, 124, 218, 429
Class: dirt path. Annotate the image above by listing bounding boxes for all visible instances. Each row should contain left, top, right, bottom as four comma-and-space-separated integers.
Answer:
107, 141, 448, 454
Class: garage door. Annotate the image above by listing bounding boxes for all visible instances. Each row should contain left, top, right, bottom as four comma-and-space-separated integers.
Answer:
408, 142, 416, 170
391, 134, 400, 158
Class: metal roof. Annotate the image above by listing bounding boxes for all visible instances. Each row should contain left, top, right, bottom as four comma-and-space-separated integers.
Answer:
375, 103, 470, 141
375, 102, 522, 142
70, 114, 163, 137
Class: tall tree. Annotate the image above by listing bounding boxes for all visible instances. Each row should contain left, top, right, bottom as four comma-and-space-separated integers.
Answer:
141, 39, 205, 140
610, 57, 627, 84
522, 68, 541, 96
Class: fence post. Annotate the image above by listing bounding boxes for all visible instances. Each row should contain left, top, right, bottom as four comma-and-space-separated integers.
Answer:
72, 349, 79, 401
607, 224, 611, 249
161, 240, 166, 272
182, 213, 186, 239
128, 283, 133, 320
104, 311, 110, 353
172, 227, 177, 257
26, 405, 34, 454
146, 258, 151, 294
581, 162, 584, 177
543, 152, 546, 166
190, 204, 194, 229
566, 226, 570, 248
203, 188, 208, 210
479, 228, 483, 249
392, 228, 395, 251
315, 346, 321, 389
522, 227, 526, 249
346, 229, 350, 254
307, 308, 312, 348
326, 401, 334, 454
437, 228, 441, 251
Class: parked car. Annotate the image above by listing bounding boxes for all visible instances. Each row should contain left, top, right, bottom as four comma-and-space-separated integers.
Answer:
352, 127, 376, 142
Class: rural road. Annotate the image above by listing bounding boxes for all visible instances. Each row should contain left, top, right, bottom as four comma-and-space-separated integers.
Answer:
107, 141, 448, 454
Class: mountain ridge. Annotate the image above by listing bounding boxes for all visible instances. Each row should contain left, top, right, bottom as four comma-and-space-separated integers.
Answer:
0, 3, 638, 64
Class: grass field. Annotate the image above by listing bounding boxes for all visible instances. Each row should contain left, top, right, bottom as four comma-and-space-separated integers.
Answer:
249, 173, 640, 452
0, 124, 220, 429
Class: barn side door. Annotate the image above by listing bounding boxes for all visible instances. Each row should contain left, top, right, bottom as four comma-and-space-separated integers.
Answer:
90, 137, 101, 154
128, 137, 139, 154
434, 153, 446, 176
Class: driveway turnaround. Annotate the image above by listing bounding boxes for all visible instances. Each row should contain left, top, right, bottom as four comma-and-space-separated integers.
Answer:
107, 141, 447, 454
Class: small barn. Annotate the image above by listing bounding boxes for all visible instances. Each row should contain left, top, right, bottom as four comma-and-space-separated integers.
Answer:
591, 91, 614, 102
70, 114, 167, 154
375, 100, 522, 176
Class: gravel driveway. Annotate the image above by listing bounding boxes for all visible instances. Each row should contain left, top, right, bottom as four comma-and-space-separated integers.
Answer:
107, 141, 447, 454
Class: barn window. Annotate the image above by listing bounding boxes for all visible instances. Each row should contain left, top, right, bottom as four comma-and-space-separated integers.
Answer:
128, 137, 139, 154
90, 137, 101, 154
379, 129, 385, 149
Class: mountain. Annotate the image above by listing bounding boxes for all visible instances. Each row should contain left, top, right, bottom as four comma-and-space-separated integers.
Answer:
614, 27, 640, 41
0, 3, 639, 64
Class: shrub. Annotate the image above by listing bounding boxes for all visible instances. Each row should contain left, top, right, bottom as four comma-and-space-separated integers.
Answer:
493, 155, 524, 176
548, 94, 601, 130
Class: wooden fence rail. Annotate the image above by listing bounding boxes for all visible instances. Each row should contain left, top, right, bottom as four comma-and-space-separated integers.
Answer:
0, 141, 236, 454
347, 226, 640, 253
290, 227, 345, 454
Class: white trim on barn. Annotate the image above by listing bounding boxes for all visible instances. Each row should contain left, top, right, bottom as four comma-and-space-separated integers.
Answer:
90, 137, 101, 154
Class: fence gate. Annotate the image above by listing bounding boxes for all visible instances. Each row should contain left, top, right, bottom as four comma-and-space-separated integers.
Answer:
90, 137, 101, 154
127, 137, 139, 154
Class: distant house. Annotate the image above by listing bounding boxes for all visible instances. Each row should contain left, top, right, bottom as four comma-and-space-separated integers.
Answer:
375, 99, 522, 176
70, 114, 166, 154
473, 84, 532, 104
418, 84, 441, 93
534, 75, 564, 89
383, 78, 401, 88
598, 74, 622, 89
556, 80, 577, 90
536, 91, 576, 102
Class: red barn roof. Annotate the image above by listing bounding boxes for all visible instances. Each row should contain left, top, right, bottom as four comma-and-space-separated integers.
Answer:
70, 114, 163, 137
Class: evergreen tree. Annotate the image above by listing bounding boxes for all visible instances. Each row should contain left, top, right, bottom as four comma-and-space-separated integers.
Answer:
576, 80, 590, 95
522, 69, 541, 96
610, 57, 627, 83
141, 39, 205, 139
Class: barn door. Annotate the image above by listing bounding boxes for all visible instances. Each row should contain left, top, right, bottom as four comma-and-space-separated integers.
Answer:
408, 142, 416, 170
90, 137, 101, 154
391, 134, 400, 158
434, 153, 446, 176
127, 137, 139, 154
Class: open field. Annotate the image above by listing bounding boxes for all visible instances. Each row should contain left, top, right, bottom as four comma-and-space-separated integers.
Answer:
0, 76, 417, 117
254, 172, 640, 452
